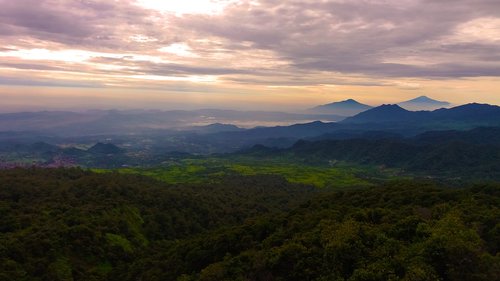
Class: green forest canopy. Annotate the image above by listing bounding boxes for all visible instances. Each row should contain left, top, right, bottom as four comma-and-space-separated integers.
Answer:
0, 168, 498, 281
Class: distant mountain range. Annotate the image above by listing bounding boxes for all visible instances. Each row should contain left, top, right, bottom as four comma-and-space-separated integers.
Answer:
87, 142, 124, 154
308, 99, 373, 116
182, 123, 244, 134
343, 103, 500, 129
309, 96, 451, 116
0, 101, 499, 155
0, 109, 343, 136
398, 96, 451, 110
199, 102, 500, 151
343, 104, 419, 123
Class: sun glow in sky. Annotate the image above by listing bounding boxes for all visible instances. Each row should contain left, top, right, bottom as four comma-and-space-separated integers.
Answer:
0, 0, 499, 112
136, 0, 235, 15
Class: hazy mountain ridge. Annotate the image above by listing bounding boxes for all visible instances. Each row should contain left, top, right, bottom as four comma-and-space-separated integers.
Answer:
0, 96, 455, 136
343, 103, 500, 127
0, 109, 344, 136
0, 102, 499, 158
398, 95, 451, 110
309, 99, 373, 116
308, 96, 452, 115
180, 123, 244, 134
414, 126, 500, 145
88, 142, 124, 154
204, 103, 500, 150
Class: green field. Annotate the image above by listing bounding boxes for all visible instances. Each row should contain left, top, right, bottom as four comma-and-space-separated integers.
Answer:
94, 156, 400, 189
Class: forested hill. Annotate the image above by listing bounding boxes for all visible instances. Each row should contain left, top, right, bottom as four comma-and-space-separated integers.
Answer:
287, 138, 500, 179
343, 103, 500, 127
239, 127, 500, 180
0, 168, 499, 280
0, 168, 314, 281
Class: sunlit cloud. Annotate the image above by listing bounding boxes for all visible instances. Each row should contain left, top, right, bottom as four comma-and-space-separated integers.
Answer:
128, 74, 218, 83
159, 43, 197, 57
454, 17, 500, 43
0, 0, 499, 110
135, 0, 238, 15
0, 49, 99, 63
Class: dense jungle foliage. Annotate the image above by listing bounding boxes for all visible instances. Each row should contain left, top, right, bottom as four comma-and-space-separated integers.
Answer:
0, 168, 498, 281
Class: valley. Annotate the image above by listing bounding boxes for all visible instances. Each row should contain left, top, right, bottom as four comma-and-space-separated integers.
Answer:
2, 1, 499, 279
1, 100, 499, 281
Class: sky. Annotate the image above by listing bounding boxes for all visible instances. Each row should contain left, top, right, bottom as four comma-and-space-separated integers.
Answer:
0, 0, 499, 112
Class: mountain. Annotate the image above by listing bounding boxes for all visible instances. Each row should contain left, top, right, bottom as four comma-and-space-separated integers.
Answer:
185, 123, 244, 134
193, 104, 500, 152
309, 130, 403, 141
309, 99, 373, 116
87, 143, 124, 154
308, 96, 449, 115
432, 103, 500, 121
343, 103, 500, 129
342, 104, 423, 124
238, 126, 500, 179
414, 127, 500, 145
2, 103, 499, 156
0, 109, 344, 136
398, 95, 450, 110
29, 141, 59, 153
205, 121, 341, 150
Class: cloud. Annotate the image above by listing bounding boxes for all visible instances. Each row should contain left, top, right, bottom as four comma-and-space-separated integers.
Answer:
0, 75, 103, 88
0, 62, 65, 71
89, 56, 255, 76
0, 0, 170, 50
0, 0, 499, 93
173, 0, 500, 78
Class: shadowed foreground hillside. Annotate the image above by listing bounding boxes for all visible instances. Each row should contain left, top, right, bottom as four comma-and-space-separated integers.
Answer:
0, 169, 498, 281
